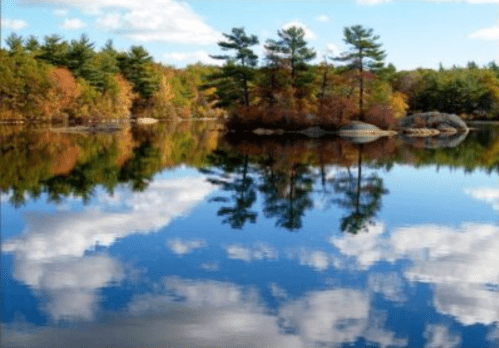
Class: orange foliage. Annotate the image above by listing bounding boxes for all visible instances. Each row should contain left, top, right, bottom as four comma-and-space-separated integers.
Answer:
114, 74, 135, 118
115, 126, 136, 166
318, 96, 358, 129
44, 67, 80, 119
364, 103, 396, 129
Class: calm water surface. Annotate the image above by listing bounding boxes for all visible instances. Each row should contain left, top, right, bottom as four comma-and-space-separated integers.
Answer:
2, 123, 499, 347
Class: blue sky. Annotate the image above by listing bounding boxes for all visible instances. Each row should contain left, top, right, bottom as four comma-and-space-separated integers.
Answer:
1, 0, 498, 70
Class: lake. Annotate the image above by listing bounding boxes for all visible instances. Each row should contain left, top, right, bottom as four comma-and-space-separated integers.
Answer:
2, 122, 499, 347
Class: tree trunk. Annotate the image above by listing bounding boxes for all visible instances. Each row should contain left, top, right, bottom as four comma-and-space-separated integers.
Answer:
359, 55, 364, 121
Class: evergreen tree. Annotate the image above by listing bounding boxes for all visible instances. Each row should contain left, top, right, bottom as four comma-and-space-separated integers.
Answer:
263, 26, 316, 102
5, 33, 24, 55
24, 35, 40, 55
101, 39, 118, 57
275, 26, 316, 85
208, 27, 259, 107
335, 25, 386, 119
66, 34, 95, 79
39, 34, 69, 67
118, 45, 160, 99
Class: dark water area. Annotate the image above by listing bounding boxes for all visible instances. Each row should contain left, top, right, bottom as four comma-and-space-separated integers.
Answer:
2, 122, 499, 347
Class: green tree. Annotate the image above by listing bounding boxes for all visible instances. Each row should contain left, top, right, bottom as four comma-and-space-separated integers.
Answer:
335, 25, 386, 119
118, 45, 160, 99
208, 27, 259, 107
5, 33, 25, 55
39, 34, 69, 67
259, 39, 292, 106
24, 35, 40, 55
276, 26, 316, 85
66, 34, 96, 79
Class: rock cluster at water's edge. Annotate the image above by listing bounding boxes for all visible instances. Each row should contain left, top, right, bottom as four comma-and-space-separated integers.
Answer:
397, 111, 468, 132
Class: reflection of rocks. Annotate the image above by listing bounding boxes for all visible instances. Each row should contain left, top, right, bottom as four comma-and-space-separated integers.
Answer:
398, 131, 468, 148
397, 112, 468, 132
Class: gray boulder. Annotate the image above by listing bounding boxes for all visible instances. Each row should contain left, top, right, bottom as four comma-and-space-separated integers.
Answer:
338, 121, 396, 143
397, 111, 468, 131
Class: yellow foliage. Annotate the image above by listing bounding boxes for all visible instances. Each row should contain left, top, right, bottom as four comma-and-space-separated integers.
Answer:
114, 74, 135, 118
389, 91, 409, 119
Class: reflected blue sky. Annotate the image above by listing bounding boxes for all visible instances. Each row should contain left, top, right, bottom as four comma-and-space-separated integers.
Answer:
2, 163, 499, 347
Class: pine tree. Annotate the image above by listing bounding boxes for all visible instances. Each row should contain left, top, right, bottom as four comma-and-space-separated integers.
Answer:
66, 34, 95, 79
25, 35, 40, 55
5, 33, 25, 55
335, 25, 386, 119
118, 46, 160, 99
208, 27, 259, 107
275, 26, 316, 85
39, 34, 69, 67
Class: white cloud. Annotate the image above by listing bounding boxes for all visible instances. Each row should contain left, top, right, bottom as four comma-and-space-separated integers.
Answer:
466, 187, 499, 213
61, 18, 87, 30
432, 283, 499, 326
163, 51, 223, 66
330, 222, 391, 269
3, 177, 215, 320
282, 21, 316, 40
2, 277, 407, 348
368, 272, 406, 303
3, 177, 215, 261
94, 0, 222, 44
269, 282, 288, 300
298, 249, 330, 271
329, 221, 499, 325
315, 14, 330, 22
466, 187, 499, 202
53, 9, 68, 17
167, 238, 207, 256
1, 18, 29, 30
326, 42, 340, 55
279, 288, 407, 347
356, 0, 499, 4
225, 243, 278, 262
200, 262, 220, 272
469, 25, 499, 40
95, 13, 122, 30
19, 0, 222, 44
13, 254, 124, 321
424, 324, 461, 348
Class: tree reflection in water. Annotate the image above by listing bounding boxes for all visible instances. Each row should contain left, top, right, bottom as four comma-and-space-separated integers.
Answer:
333, 145, 388, 234
202, 150, 258, 229
205, 134, 390, 233
260, 163, 314, 231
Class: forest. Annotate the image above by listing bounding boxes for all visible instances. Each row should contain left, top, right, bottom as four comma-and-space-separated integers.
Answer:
1, 25, 499, 128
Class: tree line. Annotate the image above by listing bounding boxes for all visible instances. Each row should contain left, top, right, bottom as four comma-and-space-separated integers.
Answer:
2, 27, 499, 126
0, 33, 225, 122
207, 25, 499, 130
